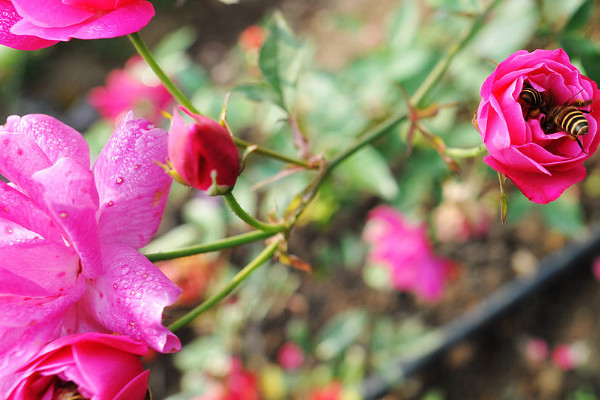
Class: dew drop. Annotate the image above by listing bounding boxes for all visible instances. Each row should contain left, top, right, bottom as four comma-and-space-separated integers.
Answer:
116, 177, 124, 184
130, 290, 135, 295
107, 200, 114, 207
59, 212, 68, 219
113, 283, 118, 289
5, 227, 13, 234
142, 273, 148, 278
134, 164, 140, 169
130, 321, 136, 327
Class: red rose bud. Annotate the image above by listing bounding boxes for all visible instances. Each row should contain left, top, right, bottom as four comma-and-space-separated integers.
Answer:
167, 106, 239, 195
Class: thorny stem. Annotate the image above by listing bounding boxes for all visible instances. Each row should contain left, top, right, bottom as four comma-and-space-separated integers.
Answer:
168, 238, 281, 331
283, 0, 502, 225
223, 191, 285, 233
128, 32, 313, 169
144, 230, 277, 262
410, 0, 503, 107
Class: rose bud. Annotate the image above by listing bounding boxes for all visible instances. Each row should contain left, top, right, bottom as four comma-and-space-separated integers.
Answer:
167, 106, 239, 195
6, 333, 150, 400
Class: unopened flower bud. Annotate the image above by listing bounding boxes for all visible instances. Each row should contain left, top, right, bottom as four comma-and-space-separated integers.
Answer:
167, 106, 239, 195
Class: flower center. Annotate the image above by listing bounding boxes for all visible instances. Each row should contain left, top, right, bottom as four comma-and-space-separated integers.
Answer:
53, 380, 89, 400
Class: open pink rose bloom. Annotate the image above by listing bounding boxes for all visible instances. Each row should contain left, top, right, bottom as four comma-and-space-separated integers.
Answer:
476, 48, 600, 204
363, 206, 455, 302
0, 112, 181, 393
0, 0, 154, 50
7, 333, 149, 400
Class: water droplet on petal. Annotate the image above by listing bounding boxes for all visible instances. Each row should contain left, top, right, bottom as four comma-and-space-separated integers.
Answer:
59, 212, 67, 219
107, 200, 114, 207
5, 227, 13, 234
116, 177, 124, 184
113, 284, 118, 289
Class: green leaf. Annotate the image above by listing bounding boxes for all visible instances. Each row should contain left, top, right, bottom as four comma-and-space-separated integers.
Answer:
315, 309, 368, 360
564, 0, 594, 33
259, 12, 304, 111
558, 33, 600, 83
233, 83, 283, 106
335, 146, 399, 200
540, 195, 584, 235
153, 26, 197, 59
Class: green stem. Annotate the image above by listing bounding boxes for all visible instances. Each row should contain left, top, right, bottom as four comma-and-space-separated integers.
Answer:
128, 32, 313, 169
284, 1, 503, 224
234, 137, 313, 169
410, 0, 503, 107
128, 32, 200, 114
444, 143, 487, 158
168, 238, 280, 331
327, 111, 408, 173
144, 230, 275, 262
223, 191, 284, 232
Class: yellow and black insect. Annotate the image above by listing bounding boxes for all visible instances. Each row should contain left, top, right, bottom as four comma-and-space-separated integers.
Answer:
544, 99, 592, 152
519, 82, 593, 152
518, 83, 549, 120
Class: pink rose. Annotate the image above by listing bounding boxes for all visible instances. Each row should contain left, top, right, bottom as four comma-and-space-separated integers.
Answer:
363, 206, 455, 302
88, 56, 174, 125
0, 112, 181, 393
277, 341, 304, 370
168, 106, 239, 195
476, 49, 600, 204
0, 0, 154, 50
7, 333, 149, 400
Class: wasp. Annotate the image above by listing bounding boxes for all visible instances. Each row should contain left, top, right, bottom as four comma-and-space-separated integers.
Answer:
519, 83, 550, 120
519, 83, 547, 119
519, 83, 592, 152
544, 98, 592, 152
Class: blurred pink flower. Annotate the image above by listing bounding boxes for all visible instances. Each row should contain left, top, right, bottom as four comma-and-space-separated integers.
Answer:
88, 56, 173, 125
167, 106, 239, 195
551, 343, 589, 371
277, 341, 304, 370
0, 0, 154, 50
433, 180, 492, 243
0, 112, 181, 393
6, 333, 149, 400
363, 206, 455, 302
593, 256, 600, 281
222, 357, 259, 400
523, 338, 548, 365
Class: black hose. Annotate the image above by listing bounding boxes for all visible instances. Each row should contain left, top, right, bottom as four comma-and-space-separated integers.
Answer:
361, 226, 600, 399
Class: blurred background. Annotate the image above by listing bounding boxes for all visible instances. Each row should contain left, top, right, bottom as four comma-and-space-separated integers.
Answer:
3, 0, 600, 399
